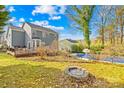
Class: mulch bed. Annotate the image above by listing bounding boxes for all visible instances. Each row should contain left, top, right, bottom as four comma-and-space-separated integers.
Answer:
58, 73, 109, 88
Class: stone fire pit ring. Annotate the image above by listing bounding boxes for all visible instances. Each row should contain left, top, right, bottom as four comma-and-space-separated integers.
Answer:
65, 66, 89, 79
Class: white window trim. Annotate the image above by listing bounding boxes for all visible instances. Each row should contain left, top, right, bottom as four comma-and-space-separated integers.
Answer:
27, 41, 31, 49
32, 39, 41, 49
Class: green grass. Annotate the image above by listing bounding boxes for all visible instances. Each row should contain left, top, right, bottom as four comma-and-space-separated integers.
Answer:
0, 53, 124, 87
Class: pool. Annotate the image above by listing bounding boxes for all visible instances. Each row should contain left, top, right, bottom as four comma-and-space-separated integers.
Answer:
75, 53, 96, 60
102, 56, 124, 64
74, 53, 124, 64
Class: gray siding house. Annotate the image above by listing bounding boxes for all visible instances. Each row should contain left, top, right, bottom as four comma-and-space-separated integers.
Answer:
6, 22, 59, 52
0, 31, 6, 46
0, 31, 4, 44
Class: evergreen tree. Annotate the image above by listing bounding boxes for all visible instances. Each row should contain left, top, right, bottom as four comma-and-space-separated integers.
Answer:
0, 5, 9, 30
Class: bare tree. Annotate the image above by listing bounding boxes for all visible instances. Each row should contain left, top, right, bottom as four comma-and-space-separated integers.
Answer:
104, 23, 115, 44
96, 6, 113, 47
116, 6, 124, 44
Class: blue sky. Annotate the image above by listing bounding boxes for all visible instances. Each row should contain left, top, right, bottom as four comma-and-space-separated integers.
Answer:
6, 5, 99, 40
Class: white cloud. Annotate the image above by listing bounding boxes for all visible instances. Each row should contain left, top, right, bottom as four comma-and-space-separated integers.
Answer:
8, 17, 24, 27
8, 6, 15, 12
9, 17, 25, 23
32, 5, 57, 16
9, 17, 16, 22
32, 20, 64, 31
44, 25, 64, 31
49, 16, 61, 20
32, 20, 49, 26
32, 5, 66, 17
19, 18, 25, 22
59, 6, 66, 14
32, 5, 66, 21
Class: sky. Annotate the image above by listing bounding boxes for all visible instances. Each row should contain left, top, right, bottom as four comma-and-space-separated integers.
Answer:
6, 5, 99, 40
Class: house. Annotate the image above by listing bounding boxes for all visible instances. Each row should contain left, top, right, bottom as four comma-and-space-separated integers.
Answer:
0, 31, 6, 46
59, 39, 78, 52
0, 31, 4, 44
6, 22, 59, 53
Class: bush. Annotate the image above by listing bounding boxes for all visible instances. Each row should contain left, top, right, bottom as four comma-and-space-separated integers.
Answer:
71, 44, 83, 53
46, 49, 58, 56
36, 47, 59, 59
90, 45, 103, 54
36, 47, 47, 59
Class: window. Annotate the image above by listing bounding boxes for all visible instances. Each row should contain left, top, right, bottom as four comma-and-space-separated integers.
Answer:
49, 33, 57, 38
32, 30, 37, 37
27, 42, 31, 49
33, 40, 35, 48
37, 40, 40, 47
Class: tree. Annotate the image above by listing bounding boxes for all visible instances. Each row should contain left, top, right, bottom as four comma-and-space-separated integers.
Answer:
96, 6, 113, 47
104, 23, 115, 44
115, 6, 124, 44
0, 5, 9, 30
67, 5, 96, 49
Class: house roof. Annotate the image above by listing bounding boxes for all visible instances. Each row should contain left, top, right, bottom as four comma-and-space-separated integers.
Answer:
25, 22, 58, 34
6, 25, 24, 37
9, 25, 24, 32
59, 39, 79, 46
66, 39, 78, 43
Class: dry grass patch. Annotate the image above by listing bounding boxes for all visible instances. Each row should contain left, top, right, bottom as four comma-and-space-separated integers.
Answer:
0, 53, 124, 87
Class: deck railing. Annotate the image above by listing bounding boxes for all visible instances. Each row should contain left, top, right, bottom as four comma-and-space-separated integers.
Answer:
7, 48, 37, 57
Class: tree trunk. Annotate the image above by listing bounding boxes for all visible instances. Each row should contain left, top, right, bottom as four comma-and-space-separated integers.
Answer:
101, 17, 104, 47
101, 26, 104, 47
109, 29, 113, 44
84, 22, 90, 49
112, 30, 115, 45
120, 15, 123, 44
84, 29, 90, 49
115, 11, 119, 44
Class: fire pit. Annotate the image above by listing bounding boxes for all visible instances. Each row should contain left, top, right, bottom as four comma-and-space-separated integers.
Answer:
65, 66, 89, 79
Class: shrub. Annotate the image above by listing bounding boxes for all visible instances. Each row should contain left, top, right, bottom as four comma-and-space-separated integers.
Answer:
36, 46, 59, 59
36, 47, 47, 59
46, 49, 58, 56
71, 44, 83, 53
90, 45, 103, 54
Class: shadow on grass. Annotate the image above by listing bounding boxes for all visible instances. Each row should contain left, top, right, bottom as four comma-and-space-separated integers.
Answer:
0, 64, 63, 88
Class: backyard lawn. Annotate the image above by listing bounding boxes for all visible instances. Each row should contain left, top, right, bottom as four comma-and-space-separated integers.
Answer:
0, 53, 124, 87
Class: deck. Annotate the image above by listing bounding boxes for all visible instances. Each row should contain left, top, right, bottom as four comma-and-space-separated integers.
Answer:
7, 48, 37, 57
